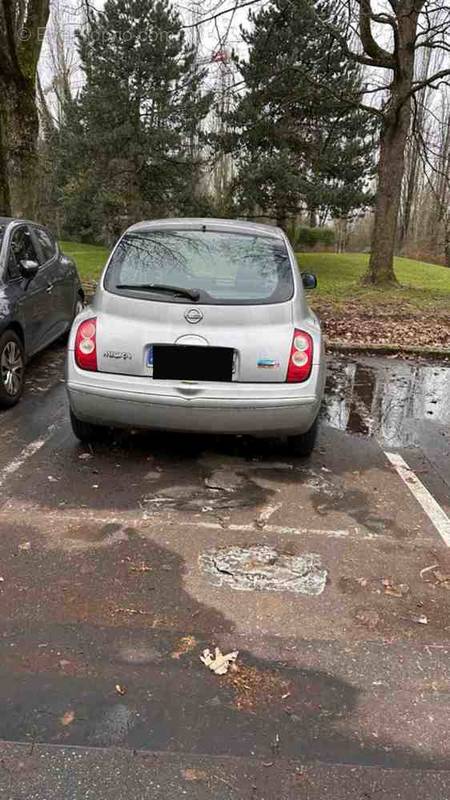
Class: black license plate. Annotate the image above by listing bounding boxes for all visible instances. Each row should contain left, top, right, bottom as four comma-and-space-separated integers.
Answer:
153, 345, 234, 382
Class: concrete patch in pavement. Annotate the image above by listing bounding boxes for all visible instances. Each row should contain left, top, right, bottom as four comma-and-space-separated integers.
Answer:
199, 545, 327, 595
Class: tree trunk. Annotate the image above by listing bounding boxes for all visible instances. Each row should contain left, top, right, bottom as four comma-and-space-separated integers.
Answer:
0, 110, 11, 215
363, 101, 411, 285
445, 218, 450, 268
2, 80, 40, 219
362, 3, 420, 286
398, 140, 418, 251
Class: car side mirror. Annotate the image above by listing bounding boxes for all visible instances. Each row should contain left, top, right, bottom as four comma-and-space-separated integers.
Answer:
301, 272, 317, 289
20, 259, 39, 280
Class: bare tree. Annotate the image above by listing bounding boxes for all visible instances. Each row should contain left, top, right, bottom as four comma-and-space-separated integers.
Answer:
0, 0, 50, 216
398, 47, 434, 250
426, 97, 450, 265
330, 1, 450, 283
39, 0, 79, 127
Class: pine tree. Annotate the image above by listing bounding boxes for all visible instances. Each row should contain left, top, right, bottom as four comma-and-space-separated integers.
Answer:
226, 0, 376, 228
58, 0, 211, 241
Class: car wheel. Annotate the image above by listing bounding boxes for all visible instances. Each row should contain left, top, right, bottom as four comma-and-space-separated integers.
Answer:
70, 408, 106, 443
0, 330, 25, 408
286, 416, 319, 458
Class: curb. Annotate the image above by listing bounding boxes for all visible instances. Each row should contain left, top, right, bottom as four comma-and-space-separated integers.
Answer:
326, 341, 450, 359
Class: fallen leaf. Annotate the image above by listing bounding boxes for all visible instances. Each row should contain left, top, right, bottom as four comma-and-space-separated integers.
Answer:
115, 684, 127, 695
111, 607, 151, 616
171, 635, 197, 660
181, 768, 208, 782
128, 562, 152, 573
200, 646, 239, 675
420, 564, 439, 580
60, 710, 75, 726
433, 570, 450, 588
409, 614, 428, 625
382, 579, 409, 598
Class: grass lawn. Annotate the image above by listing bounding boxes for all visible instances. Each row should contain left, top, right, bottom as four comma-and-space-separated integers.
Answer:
298, 252, 450, 312
60, 240, 110, 283
61, 240, 450, 314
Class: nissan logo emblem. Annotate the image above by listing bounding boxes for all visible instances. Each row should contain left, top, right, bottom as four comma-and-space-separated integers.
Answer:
185, 308, 203, 324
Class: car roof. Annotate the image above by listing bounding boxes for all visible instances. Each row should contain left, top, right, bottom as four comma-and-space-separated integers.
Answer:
126, 218, 285, 240
0, 216, 40, 227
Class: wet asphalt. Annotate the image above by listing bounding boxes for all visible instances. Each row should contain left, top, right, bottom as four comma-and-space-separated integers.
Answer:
0, 343, 449, 798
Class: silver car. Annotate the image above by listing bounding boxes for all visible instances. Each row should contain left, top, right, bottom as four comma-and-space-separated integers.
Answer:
66, 218, 325, 455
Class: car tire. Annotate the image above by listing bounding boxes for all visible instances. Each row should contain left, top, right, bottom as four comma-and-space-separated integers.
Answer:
70, 409, 106, 443
286, 416, 319, 458
0, 330, 25, 409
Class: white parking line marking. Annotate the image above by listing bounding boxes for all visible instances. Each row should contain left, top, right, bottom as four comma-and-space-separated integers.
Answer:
0, 426, 56, 490
179, 520, 432, 543
385, 451, 450, 547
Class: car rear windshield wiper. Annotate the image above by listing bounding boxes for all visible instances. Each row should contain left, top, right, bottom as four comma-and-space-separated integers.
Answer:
116, 283, 200, 301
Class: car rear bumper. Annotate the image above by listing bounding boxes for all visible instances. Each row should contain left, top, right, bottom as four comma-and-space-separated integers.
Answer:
67, 364, 325, 436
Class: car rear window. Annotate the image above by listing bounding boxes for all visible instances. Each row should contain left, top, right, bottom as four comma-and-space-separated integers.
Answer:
104, 229, 294, 305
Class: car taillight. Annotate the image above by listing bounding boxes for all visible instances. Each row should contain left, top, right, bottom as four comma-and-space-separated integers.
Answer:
286, 329, 313, 383
75, 318, 97, 371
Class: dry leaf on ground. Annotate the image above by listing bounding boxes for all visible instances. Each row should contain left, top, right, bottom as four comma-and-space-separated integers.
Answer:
200, 647, 239, 675
171, 636, 197, 660
382, 579, 409, 598
60, 710, 75, 726
181, 768, 208, 782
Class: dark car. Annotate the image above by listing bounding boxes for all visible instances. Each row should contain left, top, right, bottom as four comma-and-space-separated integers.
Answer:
0, 217, 84, 407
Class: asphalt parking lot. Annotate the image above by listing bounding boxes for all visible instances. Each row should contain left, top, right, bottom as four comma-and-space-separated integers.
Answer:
0, 344, 449, 799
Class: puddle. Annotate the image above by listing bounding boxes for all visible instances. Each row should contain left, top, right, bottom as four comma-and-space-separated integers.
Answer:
142, 473, 268, 512
322, 357, 450, 447
199, 545, 327, 595
88, 703, 135, 746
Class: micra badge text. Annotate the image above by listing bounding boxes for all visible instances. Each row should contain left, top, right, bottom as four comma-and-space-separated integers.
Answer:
104, 351, 132, 360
